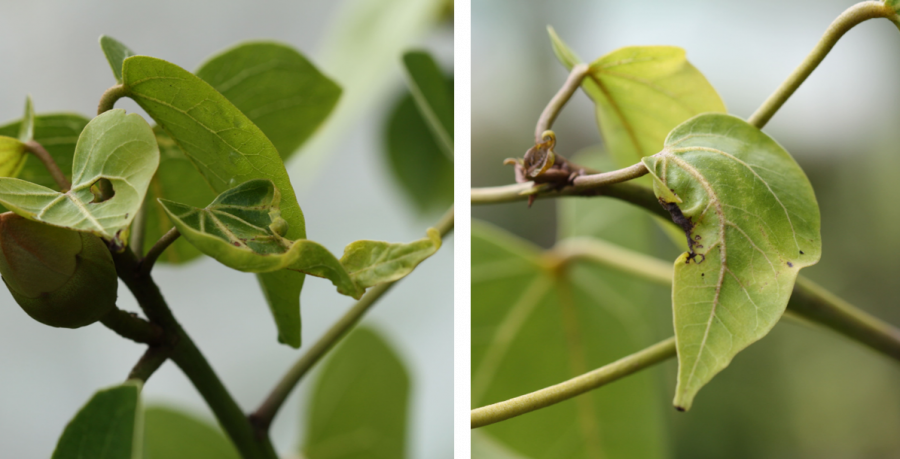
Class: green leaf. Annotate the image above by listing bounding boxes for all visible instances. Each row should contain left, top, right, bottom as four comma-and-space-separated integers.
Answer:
19, 96, 34, 142
160, 179, 440, 299
143, 406, 240, 459
384, 87, 454, 213
547, 29, 726, 168
472, 431, 533, 459
0, 136, 27, 178
0, 109, 158, 242
122, 55, 306, 347
100, 35, 136, 84
196, 41, 341, 160
402, 51, 453, 157
641, 113, 822, 410
51, 380, 142, 459
304, 327, 409, 459
141, 128, 216, 264
472, 221, 668, 458
0, 113, 89, 191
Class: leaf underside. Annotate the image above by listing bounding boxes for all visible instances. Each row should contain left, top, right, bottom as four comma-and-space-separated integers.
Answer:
161, 179, 441, 300
0, 113, 90, 192
548, 28, 726, 168
472, 221, 668, 458
0, 109, 158, 241
642, 113, 822, 410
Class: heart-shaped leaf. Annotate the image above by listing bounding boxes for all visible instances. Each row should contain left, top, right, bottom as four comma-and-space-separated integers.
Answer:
143, 406, 240, 459
303, 327, 410, 459
548, 28, 726, 168
642, 113, 822, 410
0, 109, 158, 242
51, 380, 143, 459
0, 113, 90, 191
196, 41, 341, 160
100, 35, 136, 84
121, 55, 307, 346
159, 179, 441, 300
384, 79, 454, 214
472, 221, 668, 458
402, 50, 453, 157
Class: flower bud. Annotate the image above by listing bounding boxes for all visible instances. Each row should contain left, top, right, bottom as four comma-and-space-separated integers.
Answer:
0, 212, 117, 328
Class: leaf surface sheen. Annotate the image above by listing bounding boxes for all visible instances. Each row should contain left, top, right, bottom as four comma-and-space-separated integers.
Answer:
51, 380, 142, 459
0, 109, 158, 241
160, 179, 440, 300
122, 55, 307, 346
195, 41, 341, 160
642, 113, 822, 410
548, 28, 726, 168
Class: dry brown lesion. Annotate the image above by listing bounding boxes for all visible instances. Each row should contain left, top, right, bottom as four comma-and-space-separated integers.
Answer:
504, 130, 593, 206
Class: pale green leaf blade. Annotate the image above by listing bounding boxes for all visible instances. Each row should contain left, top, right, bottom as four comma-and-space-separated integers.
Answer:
384, 88, 453, 213
143, 406, 240, 459
402, 50, 453, 156
547, 26, 582, 69
340, 228, 441, 288
51, 380, 143, 459
548, 32, 726, 167
642, 113, 822, 410
472, 221, 668, 458
100, 35, 136, 84
472, 431, 533, 459
196, 41, 341, 160
0, 136, 27, 178
122, 55, 306, 347
0, 113, 89, 191
19, 96, 34, 142
0, 109, 158, 241
141, 128, 215, 264
304, 327, 409, 459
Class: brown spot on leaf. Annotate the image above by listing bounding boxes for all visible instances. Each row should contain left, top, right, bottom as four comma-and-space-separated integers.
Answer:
787, 261, 793, 267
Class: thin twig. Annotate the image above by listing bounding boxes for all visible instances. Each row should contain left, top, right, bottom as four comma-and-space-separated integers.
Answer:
250, 205, 455, 434
139, 227, 180, 277
471, 337, 677, 428
99, 307, 164, 345
23, 140, 70, 191
748, 1, 897, 128
535, 64, 589, 142
127, 345, 172, 382
97, 84, 127, 115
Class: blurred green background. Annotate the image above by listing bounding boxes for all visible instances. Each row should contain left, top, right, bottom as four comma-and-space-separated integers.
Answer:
473, 0, 900, 457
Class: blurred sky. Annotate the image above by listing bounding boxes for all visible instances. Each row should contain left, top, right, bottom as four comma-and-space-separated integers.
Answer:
0, 1, 453, 458
473, 0, 900, 457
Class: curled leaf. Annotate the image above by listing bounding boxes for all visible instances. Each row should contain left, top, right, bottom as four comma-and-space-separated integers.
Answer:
0, 109, 159, 242
642, 113, 821, 410
160, 179, 440, 299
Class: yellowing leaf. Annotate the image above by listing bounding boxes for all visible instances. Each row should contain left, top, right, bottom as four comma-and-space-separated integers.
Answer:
0, 109, 158, 242
548, 28, 726, 167
0, 136, 27, 178
642, 113, 822, 410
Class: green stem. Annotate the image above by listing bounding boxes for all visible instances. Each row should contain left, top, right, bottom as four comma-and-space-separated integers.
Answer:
535, 63, 589, 142
747, 1, 897, 128
250, 206, 455, 434
127, 345, 171, 382
97, 84, 127, 115
471, 337, 677, 428
139, 227, 180, 277
112, 249, 278, 459
99, 307, 164, 345
23, 140, 70, 191
130, 202, 148, 258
